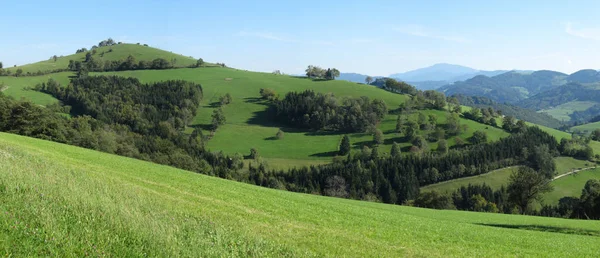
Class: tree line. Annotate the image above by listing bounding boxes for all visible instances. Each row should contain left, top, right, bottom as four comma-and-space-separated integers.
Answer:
247, 127, 563, 205
271, 90, 388, 133
305, 65, 340, 80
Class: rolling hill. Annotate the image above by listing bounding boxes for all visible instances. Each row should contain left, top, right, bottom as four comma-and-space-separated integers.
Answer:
97, 68, 508, 166
0, 45, 511, 169
4, 43, 201, 74
2, 132, 600, 257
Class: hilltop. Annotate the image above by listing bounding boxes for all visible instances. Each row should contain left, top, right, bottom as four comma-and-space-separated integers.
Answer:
2, 132, 600, 257
3, 43, 201, 74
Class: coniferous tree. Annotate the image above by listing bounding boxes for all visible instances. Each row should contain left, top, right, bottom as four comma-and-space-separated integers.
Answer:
391, 142, 401, 158
373, 129, 384, 145
339, 135, 351, 155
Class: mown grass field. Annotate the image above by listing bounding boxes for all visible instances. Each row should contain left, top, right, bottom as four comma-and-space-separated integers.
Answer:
0, 72, 70, 105
99, 68, 508, 162
4, 44, 199, 74
572, 121, 600, 134
421, 157, 592, 204
421, 166, 517, 193
539, 101, 598, 122
2, 132, 600, 257
546, 168, 600, 205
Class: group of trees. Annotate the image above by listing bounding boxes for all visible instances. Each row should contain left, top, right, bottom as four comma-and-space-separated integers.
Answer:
68, 54, 175, 73
248, 127, 564, 205
271, 90, 387, 133
558, 136, 595, 160
540, 179, 600, 219
416, 166, 555, 215
378, 78, 418, 96
305, 65, 340, 80
462, 106, 502, 127
0, 76, 246, 179
453, 94, 562, 129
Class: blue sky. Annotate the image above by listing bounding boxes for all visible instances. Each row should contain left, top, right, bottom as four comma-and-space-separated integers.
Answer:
1, 0, 600, 75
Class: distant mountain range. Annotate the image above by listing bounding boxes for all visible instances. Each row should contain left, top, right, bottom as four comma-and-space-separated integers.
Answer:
389, 63, 509, 83
338, 63, 512, 90
338, 63, 600, 126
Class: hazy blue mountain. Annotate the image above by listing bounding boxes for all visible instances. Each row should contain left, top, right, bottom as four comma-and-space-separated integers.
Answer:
405, 80, 449, 90
337, 73, 382, 84
389, 63, 509, 84
390, 63, 479, 82
567, 69, 600, 84
438, 70, 568, 103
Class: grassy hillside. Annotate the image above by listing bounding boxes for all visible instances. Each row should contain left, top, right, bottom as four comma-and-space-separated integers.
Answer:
5, 44, 199, 74
2, 132, 600, 257
98, 68, 508, 162
0, 72, 70, 105
546, 168, 600, 205
421, 157, 592, 201
540, 101, 598, 122
421, 166, 517, 193
572, 121, 600, 133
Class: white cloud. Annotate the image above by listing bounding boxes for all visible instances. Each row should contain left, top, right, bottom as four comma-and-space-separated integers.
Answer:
393, 25, 470, 43
236, 31, 295, 42
565, 22, 600, 41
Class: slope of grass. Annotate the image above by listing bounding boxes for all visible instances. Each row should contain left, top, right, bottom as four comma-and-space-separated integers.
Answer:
99, 68, 508, 161
572, 121, 600, 133
544, 168, 600, 205
421, 166, 517, 193
422, 157, 592, 195
5, 44, 199, 74
2, 132, 600, 257
540, 101, 598, 122
0, 72, 71, 105
555, 156, 593, 175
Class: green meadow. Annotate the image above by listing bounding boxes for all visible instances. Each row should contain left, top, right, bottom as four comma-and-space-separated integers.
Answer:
572, 121, 600, 134
4, 43, 199, 74
2, 132, 600, 257
540, 101, 598, 122
98, 68, 508, 163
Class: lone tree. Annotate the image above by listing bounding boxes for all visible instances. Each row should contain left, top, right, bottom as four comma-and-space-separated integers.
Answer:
219, 93, 232, 105
339, 135, 351, 155
405, 121, 418, 140
211, 107, 226, 130
391, 142, 401, 158
395, 114, 404, 134
365, 76, 373, 85
0, 61, 3, 69
196, 58, 204, 67
470, 130, 487, 144
275, 129, 284, 140
373, 129, 384, 145
437, 139, 448, 154
592, 129, 600, 141
250, 148, 260, 160
507, 167, 553, 214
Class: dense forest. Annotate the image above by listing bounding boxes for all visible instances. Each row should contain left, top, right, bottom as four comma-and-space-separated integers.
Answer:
272, 90, 388, 132
17, 76, 243, 177
248, 127, 562, 205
